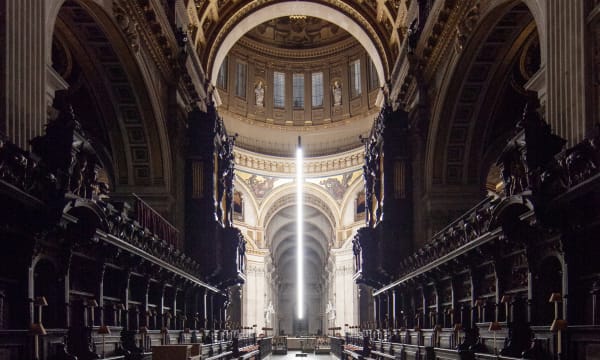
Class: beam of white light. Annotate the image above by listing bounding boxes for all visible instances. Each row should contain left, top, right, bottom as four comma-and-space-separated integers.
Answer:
296, 137, 304, 319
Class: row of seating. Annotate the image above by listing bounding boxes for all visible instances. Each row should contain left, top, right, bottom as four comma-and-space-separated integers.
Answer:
150, 338, 271, 360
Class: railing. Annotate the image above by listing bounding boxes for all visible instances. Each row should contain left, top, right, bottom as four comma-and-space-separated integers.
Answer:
329, 336, 344, 359
372, 125, 600, 298
99, 200, 218, 292
0, 134, 209, 289
258, 337, 272, 359
372, 196, 497, 294
133, 193, 181, 250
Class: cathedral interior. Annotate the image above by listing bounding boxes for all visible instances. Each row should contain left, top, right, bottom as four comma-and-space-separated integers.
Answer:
0, 0, 599, 359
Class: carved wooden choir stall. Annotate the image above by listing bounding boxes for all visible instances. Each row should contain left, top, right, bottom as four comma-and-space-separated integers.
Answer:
0, 93, 272, 360
342, 101, 600, 360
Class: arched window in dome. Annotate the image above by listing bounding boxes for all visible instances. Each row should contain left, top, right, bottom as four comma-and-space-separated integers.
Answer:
274, 71, 285, 108
217, 56, 228, 90
367, 57, 378, 91
235, 61, 247, 98
350, 59, 362, 98
312, 72, 323, 108
293, 73, 305, 108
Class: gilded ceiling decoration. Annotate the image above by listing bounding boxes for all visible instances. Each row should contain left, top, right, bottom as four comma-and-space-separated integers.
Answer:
187, 0, 410, 80
236, 168, 362, 203
245, 16, 351, 49
183, 0, 411, 156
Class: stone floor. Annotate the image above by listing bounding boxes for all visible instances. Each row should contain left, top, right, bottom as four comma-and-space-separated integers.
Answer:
270, 350, 334, 360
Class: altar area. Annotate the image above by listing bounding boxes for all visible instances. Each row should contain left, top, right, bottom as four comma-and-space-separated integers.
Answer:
276, 336, 330, 354
286, 337, 316, 352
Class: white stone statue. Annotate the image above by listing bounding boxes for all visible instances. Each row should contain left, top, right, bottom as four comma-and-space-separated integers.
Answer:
326, 301, 336, 320
264, 301, 274, 324
255, 81, 265, 107
332, 81, 342, 106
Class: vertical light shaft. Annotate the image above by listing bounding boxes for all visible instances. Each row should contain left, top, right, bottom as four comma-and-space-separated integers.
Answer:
296, 138, 304, 319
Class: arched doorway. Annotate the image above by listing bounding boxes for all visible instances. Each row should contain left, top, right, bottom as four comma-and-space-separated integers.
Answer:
267, 204, 333, 335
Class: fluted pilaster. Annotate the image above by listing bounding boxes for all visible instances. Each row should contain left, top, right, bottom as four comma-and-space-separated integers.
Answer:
546, 0, 588, 144
1, 0, 46, 147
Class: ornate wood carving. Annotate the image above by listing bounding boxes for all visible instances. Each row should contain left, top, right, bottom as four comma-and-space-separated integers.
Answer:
186, 102, 245, 286
354, 105, 413, 287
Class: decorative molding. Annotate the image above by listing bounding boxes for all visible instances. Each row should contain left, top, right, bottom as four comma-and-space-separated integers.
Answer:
234, 147, 364, 177
395, 0, 480, 106
262, 193, 336, 233
113, 1, 140, 53
236, 36, 361, 61
420, 0, 475, 81
112, 0, 178, 80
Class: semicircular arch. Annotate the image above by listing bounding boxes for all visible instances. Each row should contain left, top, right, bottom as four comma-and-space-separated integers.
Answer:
52, 0, 171, 190
209, 1, 389, 90
259, 182, 340, 231
425, 1, 540, 191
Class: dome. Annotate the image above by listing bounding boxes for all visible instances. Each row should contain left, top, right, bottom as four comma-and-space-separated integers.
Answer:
214, 16, 383, 157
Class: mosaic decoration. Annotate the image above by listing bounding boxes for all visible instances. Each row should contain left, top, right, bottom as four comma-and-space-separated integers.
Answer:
306, 170, 362, 202
236, 169, 362, 202
237, 171, 292, 199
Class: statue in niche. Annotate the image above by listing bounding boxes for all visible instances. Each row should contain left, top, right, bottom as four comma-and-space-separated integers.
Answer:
264, 302, 274, 325
332, 81, 342, 106
325, 301, 336, 321
255, 81, 265, 107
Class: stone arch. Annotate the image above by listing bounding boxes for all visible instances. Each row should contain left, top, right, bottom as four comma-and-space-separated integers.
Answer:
263, 192, 335, 335
209, 1, 389, 90
52, 0, 171, 189
259, 182, 340, 233
426, 1, 541, 192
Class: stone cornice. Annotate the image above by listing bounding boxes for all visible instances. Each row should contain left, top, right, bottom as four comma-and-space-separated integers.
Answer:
113, 0, 179, 80
395, 0, 480, 106
419, 0, 479, 81
234, 146, 364, 178
236, 36, 361, 61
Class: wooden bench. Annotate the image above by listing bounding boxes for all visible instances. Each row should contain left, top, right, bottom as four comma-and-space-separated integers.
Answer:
315, 346, 330, 354
342, 344, 380, 360
152, 344, 201, 360
370, 350, 395, 360
91, 326, 126, 360
343, 349, 362, 360
238, 347, 259, 360
205, 350, 233, 360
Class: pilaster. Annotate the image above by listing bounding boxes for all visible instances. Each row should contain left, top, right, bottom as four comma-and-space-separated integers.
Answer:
1, 0, 47, 147
546, 0, 588, 144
